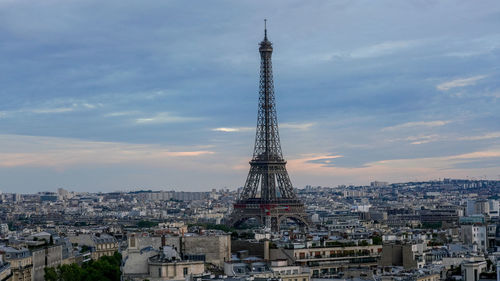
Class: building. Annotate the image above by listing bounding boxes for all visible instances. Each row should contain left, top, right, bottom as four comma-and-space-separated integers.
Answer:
270, 244, 381, 278
462, 260, 486, 281
371, 181, 389, 188
459, 215, 485, 225
379, 242, 425, 269
461, 225, 487, 252
466, 199, 499, 218
497, 262, 500, 281
123, 232, 230, 279
126, 233, 230, 267
145, 191, 210, 202
0, 256, 11, 281
69, 234, 118, 260
420, 208, 459, 227
0, 247, 31, 281
269, 260, 310, 281
0, 224, 9, 236
381, 272, 440, 281
38, 192, 58, 202
31, 245, 62, 281
123, 245, 204, 281
148, 246, 204, 281
224, 261, 271, 277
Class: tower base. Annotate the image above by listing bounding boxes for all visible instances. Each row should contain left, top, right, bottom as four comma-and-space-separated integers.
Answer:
228, 199, 311, 231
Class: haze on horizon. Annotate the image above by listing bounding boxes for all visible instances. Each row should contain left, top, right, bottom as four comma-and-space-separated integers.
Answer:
0, 0, 499, 193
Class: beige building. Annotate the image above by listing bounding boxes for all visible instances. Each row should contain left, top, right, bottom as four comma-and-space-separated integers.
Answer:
0, 258, 12, 281
379, 242, 425, 269
69, 234, 118, 260
148, 248, 204, 280
270, 245, 381, 278
126, 233, 230, 267
462, 260, 487, 281
381, 273, 439, 281
270, 260, 310, 281
416, 273, 440, 281
123, 233, 229, 280
124, 246, 204, 281
0, 247, 31, 281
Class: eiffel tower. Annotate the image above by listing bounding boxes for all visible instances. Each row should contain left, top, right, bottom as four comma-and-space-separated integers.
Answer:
228, 22, 311, 231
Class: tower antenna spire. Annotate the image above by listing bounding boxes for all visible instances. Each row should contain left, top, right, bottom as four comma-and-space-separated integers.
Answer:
264, 19, 267, 39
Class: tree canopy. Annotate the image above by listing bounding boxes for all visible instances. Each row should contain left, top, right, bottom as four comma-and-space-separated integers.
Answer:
45, 252, 121, 281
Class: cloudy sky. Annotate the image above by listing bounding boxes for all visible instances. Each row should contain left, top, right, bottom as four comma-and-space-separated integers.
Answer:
1, 0, 499, 193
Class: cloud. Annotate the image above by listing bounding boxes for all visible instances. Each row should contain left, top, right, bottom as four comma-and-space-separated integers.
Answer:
212, 123, 314, 133
406, 134, 440, 145
304, 154, 344, 165
361, 149, 500, 172
382, 120, 450, 131
444, 34, 500, 57
104, 111, 140, 117
450, 150, 500, 160
135, 112, 200, 124
81, 103, 99, 109
285, 148, 500, 184
308, 40, 423, 63
350, 40, 421, 59
445, 51, 488, 58
391, 132, 500, 145
458, 132, 500, 141
436, 75, 487, 91
287, 153, 344, 171
212, 127, 253, 133
4, 100, 104, 115
280, 122, 315, 130
31, 107, 75, 114
0, 134, 214, 168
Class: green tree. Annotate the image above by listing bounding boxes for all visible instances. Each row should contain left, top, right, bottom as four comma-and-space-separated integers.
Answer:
44, 267, 58, 281
359, 240, 369, 246
44, 252, 122, 281
59, 264, 85, 281
136, 220, 158, 228
372, 236, 382, 245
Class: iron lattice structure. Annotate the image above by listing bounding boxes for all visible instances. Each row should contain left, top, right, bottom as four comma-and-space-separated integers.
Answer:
228, 26, 311, 231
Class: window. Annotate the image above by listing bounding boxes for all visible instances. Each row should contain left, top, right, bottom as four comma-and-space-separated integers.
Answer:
159, 268, 162, 277
183, 267, 188, 276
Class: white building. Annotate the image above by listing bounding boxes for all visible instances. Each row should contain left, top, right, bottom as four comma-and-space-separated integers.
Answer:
466, 199, 498, 217
497, 261, 500, 281
461, 225, 487, 252
488, 200, 499, 218
0, 224, 9, 235
462, 260, 486, 281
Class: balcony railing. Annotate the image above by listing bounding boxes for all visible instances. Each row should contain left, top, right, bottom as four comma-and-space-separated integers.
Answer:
295, 253, 380, 262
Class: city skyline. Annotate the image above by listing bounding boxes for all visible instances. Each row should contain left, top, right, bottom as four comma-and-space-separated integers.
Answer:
1, 0, 500, 193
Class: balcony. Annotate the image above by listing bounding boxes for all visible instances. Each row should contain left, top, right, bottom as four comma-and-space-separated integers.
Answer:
295, 253, 380, 263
